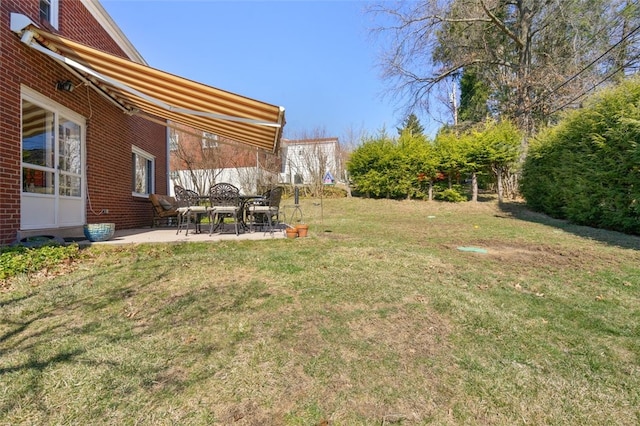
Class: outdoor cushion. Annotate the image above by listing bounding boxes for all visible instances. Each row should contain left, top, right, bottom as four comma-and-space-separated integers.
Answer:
177, 206, 207, 213
149, 194, 179, 228
159, 198, 174, 210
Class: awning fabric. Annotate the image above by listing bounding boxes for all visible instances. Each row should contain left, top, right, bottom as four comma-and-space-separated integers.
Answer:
11, 14, 285, 153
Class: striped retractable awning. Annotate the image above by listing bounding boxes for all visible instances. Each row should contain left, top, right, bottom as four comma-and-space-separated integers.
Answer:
12, 14, 285, 153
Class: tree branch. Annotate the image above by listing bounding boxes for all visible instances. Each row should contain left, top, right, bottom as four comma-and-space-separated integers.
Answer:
479, 0, 523, 48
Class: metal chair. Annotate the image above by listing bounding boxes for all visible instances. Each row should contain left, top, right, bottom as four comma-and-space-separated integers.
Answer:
174, 186, 207, 235
208, 183, 242, 235
245, 186, 283, 234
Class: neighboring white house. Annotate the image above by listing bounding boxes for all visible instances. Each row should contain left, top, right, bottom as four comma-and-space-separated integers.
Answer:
280, 138, 339, 185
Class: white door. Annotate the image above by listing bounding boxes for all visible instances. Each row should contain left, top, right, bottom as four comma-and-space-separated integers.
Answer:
21, 92, 85, 230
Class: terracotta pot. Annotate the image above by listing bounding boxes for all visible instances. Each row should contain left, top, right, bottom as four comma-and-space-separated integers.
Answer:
285, 227, 298, 238
295, 224, 309, 237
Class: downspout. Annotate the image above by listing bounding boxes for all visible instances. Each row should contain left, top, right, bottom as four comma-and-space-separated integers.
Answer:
166, 126, 172, 196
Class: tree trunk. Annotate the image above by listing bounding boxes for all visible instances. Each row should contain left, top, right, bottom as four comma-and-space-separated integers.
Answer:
471, 172, 478, 202
496, 165, 504, 203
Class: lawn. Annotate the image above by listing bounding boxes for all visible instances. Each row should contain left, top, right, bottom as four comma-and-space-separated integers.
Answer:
2, 197, 640, 425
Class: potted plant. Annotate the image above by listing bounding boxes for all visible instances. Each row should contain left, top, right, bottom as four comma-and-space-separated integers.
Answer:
295, 223, 309, 237
83, 223, 115, 242
285, 226, 298, 239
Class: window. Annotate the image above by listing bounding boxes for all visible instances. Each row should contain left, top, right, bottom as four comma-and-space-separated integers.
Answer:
22, 100, 55, 194
202, 131, 218, 149
169, 129, 179, 152
58, 117, 82, 196
132, 147, 154, 196
39, 0, 59, 29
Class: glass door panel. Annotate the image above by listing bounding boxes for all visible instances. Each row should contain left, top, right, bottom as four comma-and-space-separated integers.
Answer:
58, 117, 82, 197
21, 97, 85, 229
22, 100, 55, 193
21, 168, 55, 194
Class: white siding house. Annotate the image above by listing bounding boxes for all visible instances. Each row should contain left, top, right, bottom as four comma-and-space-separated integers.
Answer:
280, 138, 339, 185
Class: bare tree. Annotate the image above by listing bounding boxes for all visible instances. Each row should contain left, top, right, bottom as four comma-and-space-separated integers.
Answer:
337, 124, 368, 197
170, 124, 282, 195
369, 0, 640, 145
228, 146, 281, 194
170, 128, 223, 194
257, 150, 282, 191
300, 142, 331, 197
286, 128, 339, 197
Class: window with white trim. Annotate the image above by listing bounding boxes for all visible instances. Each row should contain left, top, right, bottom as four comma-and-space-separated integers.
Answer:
39, 0, 59, 29
132, 147, 154, 196
202, 131, 218, 149
169, 129, 179, 152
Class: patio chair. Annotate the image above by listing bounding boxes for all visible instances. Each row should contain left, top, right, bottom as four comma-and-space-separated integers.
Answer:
245, 186, 283, 234
149, 193, 179, 227
208, 183, 242, 236
174, 186, 207, 235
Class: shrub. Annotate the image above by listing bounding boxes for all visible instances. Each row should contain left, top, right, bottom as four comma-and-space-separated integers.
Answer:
320, 186, 349, 198
281, 185, 348, 199
521, 76, 640, 234
435, 187, 468, 202
0, 243, 80, 281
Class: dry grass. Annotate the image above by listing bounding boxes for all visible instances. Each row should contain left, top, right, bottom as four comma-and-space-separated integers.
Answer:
1, 196, 640, 425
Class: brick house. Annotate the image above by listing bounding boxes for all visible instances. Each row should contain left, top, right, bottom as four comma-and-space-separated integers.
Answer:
0, 0, 284, 245
169, 125, 282, 196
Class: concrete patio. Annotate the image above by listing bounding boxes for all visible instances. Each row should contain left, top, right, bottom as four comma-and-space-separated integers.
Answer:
14, 222, 294, 247
86, 226, 287, 245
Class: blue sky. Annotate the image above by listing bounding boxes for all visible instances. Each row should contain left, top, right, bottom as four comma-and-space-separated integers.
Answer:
100, 0, 437, 143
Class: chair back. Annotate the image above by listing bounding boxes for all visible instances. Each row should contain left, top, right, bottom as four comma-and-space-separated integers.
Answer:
209, 183, 240, 207
264, 186, 283, 208
174, 185, 200, 207
174, 185, 188, 208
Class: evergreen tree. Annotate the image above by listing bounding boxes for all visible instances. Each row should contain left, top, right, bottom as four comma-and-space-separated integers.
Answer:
458, 68, 490, 124
397, 113, 425, 136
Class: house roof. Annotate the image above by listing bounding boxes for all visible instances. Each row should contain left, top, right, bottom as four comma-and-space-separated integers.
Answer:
11, 14, 285, 153
80, 0, 146, 65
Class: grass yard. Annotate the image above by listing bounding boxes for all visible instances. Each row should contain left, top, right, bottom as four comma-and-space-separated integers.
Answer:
2, 197, 640, 425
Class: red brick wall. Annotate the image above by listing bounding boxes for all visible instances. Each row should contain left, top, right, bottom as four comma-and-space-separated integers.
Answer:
0, 0, 168, 244
171, 124, 282, 175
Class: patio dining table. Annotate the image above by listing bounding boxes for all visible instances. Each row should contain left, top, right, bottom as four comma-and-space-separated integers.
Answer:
203, 193, 265, 232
